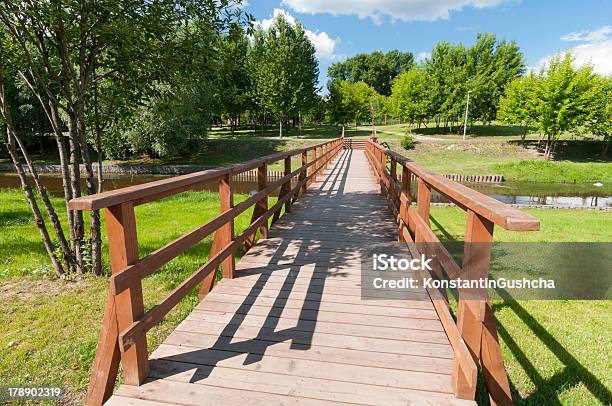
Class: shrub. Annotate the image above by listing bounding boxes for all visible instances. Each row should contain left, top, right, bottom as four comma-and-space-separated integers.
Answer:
401, 135, 415, 150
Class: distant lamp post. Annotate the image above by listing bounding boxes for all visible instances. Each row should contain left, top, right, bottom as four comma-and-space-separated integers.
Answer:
463, 90, 472, 141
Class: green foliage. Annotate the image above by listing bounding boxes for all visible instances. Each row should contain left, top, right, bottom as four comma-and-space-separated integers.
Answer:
400, 135, 415, 150
422, 33, 524, 126
248, 14, 319, 136
535, 53, 599, 140
587, 76, 612, 152
328, 50, 414, 96
326, 80, 377, 125
498, 73, 539, 134
389, 69, 431, 128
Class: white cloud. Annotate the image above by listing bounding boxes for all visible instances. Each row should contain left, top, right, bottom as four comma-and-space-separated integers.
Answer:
255, 8, 340, 61
281, 0, 508, 23
560, 26, 612, 42
533, 26, 612, 76
416, 51, 431, 62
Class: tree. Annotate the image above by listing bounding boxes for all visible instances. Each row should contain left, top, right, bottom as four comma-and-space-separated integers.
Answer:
587, 76, 612, 156
213, 24, 250, 134
0, 0, 247, 275
497, 73, 539, 141
389, 69, 431, 129
328, 50, 414, 96
534, 52, 599, 158
326, 80, 376, 126
249, 14, 318, 137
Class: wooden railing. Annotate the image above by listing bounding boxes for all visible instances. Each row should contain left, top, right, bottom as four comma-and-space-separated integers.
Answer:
365, 140, 540, 405
69, 138, 344, 406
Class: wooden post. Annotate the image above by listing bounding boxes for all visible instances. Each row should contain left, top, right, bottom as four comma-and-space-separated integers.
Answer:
300, 151, 308, 195
258, 162, 268, 238
284, 156, 292, 213
310, 148, 317, 185
217, 174, 234, 278
85, 291, 121, 406
106, 202, 148, 386
417, 178, 431, 227
402, 166, 412, 204
456, 210, 512, 404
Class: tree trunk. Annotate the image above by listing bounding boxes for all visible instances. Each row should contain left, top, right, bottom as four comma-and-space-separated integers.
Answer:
5, 132, 64, 276
279, 120, 283, 138
601, 137, 610, 157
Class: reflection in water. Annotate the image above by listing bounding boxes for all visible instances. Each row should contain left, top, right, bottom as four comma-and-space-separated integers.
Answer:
0, 173, 610, 208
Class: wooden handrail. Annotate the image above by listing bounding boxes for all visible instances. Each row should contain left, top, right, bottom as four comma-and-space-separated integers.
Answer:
368, 142, 539, 231
76, 138, 344, 406
69, 139, 340, 211
365, 139, 539, 404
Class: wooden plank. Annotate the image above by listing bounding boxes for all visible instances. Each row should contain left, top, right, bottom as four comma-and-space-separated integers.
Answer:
187, 307, 449, 344
115, 378, 344, 406
147, 359, 475, 406
106, 202, 149, 385
151, 344, 454, 393
193, 301, 446, 333
161, 330, 453, 374
201, 291, 439, 319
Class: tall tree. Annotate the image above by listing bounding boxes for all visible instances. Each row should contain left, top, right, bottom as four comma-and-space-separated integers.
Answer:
497, 73, 539, 141
213, 24, 250, 134
0, 0, 247, 275
249, 14, 318, 137
588, 76, 612, 156
328, 50, 414, 96
534, 52, 599, 158
389, 68, 431, 129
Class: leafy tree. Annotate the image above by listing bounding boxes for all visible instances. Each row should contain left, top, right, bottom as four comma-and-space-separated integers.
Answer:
0, 0, 247, 275
534, 53, 599, 158
213, 24, 251, 134
249, 14, 318, 137
328, 50, 414, 96
497, 73, 539, 141
587, 76, 612, 156
389, 69, 431, 129
326, 80, 376, 126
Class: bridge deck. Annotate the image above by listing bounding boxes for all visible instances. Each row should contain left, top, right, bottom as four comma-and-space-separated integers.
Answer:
107, 149, 474, 406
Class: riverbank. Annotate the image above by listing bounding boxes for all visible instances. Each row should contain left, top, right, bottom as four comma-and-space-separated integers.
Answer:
0, 188, 609, 404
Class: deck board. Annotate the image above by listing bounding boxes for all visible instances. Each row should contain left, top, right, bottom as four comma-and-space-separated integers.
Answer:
108, 149, 474, 405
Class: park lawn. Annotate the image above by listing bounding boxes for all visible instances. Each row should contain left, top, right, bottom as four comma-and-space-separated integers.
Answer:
388, 141, 612, 183
374, 123, 602, 142
430, 206, 612, 405
207, 123, 370, 139
0, 188, 610, 405
0, 188, 275, 403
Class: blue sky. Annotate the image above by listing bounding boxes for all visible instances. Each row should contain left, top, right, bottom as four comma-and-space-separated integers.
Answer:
244, 0, 612, 90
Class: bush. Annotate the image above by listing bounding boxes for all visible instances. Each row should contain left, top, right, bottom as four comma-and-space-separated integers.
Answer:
401, 135, 416, 150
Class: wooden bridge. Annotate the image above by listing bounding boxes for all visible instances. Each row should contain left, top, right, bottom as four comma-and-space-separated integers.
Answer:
70, 137, 540, 406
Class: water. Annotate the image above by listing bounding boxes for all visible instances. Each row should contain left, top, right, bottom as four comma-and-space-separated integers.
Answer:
429, 181, 612, 208
0, 173, 610, 208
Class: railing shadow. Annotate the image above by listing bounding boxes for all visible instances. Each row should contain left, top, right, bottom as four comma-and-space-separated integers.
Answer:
485, 289, 612, 405
148, 148, 393, 385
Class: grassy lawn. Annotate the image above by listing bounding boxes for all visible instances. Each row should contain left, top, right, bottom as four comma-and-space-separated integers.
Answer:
388, 140, 612, 183
1, 188, 610, 405
374, 123, 603, 142
0, 188, 273, 403
430, 206, 611, 405
208, 123, 370, 139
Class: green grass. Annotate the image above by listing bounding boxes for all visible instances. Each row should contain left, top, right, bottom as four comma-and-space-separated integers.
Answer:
429, 206, 611, 405
208, 123, 370, 139
374, 122, 603, 142
0, 188, 273, 403
0, 189, 610, 405
389, 140, 612, 183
